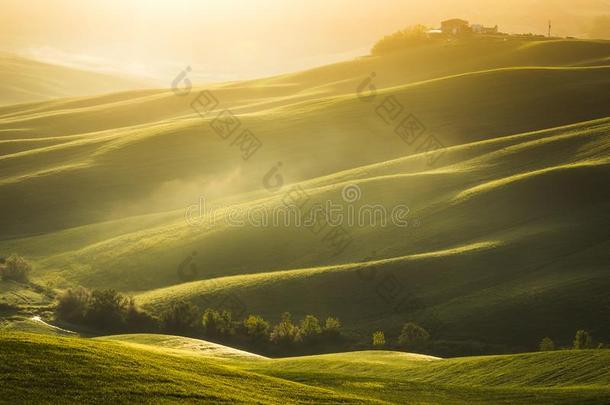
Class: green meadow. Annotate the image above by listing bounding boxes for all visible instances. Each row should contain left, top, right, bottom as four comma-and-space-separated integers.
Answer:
1, 332, 609, 404
1, 35, 610, 403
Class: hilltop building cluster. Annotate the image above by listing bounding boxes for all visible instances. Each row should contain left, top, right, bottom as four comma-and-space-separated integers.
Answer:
429, 19, 500, 36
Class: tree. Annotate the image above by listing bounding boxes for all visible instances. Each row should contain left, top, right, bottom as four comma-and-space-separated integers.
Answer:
372, 25, 430, 55
299, 315, 322, 343
270, 312, 301, 345
539, 337, 555, 351
55, 287, 91, 324
398, 323, 430, 349
372, 331, 386, 348
243, 315, 270, 341
322, 317, 342, 338
85, 289, 129, 331
202, 309, 234, 337
1, 254, 31, 283
55, 287, 156, 332
573, 330, 593, 350
160, 300, 200, 335
124, 297, 158, 332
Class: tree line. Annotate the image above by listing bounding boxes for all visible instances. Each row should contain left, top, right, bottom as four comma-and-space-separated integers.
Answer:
54, 287, 344, 352
370, 322, 432, 352
539, 331, 605, 351
371, 25, 431, 55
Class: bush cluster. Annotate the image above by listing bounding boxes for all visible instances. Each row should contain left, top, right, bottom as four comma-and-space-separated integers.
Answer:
539, 330, 605, 351
55, 290, 343, 351
55, 287, 156, 333
158, 303, 343, 350
371, 322, 431, 350
0, 254, 31, 283
371, 25, 431, 55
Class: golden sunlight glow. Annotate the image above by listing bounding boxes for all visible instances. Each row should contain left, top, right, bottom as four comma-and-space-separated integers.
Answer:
0, 0, 608, 81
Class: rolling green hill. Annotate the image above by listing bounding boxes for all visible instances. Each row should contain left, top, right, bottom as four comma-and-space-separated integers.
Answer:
0, 53, 153, 106
0, 332, 366, 403
95, 333, 268, 359
5, 117, 607, 352
1, 332, 609, 404
2, 39, 610, 237
1, 37, 610, 354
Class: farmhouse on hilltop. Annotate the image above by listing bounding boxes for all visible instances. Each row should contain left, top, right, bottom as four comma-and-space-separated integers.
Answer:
441, 19, 470, 35
440, 19, 500, 36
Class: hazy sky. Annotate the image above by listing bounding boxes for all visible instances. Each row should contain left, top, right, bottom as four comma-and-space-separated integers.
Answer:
1, 0, 609, 82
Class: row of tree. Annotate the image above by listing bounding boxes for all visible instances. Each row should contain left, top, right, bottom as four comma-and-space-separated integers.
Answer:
371, 25, 431, 55
55, 288, 344, 350
51, 286, 608, 354
539, 330, 604, 351
160, 300, 343, 347
371, 323, 431, 350
55, 287, 157, 332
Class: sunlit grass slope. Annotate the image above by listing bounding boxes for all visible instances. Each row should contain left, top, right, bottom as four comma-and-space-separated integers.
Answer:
244, 349, 610, 404
2, 332, 609, 404
1, 39, 609, 237
1, 38, 610, 352
0, 53, 152, 106
0, 332, 367, 404
8, 117, 605, 351
96, 333, 267, 359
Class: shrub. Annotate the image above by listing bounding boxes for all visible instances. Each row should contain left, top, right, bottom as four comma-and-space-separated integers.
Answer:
573, 330, 593, 349
372, 331, 386, 348
55, 287, 91, 324
0, 254, 31, 282
85, 289, 129, 331
202, 309, 234, 337
322, 317, 342, 338
160, 301, 200, 335
270, 312, 301, 345
539, 337, 555, 351
55, 287, 154, 333
299, 315, 322, 343
243, 315, 270, 341
398, 322, 430, 349
372, 25, 430, 55
125, 297, 158, 332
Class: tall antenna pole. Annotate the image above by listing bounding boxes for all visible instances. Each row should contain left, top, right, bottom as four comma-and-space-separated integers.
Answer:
548, 20, 552, 38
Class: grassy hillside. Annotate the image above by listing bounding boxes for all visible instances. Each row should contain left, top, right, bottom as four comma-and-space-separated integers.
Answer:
1, 332, 609, 404
0, 332, 366, 403
245, 349, 610, 404
1, 40, 610, 237
1, 67, 609, 236
7, 117, 605, 352
0, 53, 152, 106
95, 333, 267, 359
1, 37, 609, 353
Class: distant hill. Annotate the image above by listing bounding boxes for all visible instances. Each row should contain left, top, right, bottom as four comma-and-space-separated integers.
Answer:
0, 53, 153, 106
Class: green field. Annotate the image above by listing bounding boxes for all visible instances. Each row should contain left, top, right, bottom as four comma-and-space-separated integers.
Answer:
1, 35, 609, 402
1, 332, 608, 404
